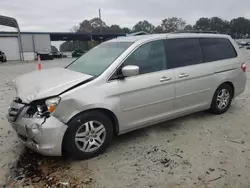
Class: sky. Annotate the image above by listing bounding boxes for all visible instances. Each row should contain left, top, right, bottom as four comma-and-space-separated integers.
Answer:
0, 0, 250, 32
1, 0, 249, 49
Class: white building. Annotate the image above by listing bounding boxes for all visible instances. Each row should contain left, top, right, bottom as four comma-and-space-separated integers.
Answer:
0, 32, 51, 61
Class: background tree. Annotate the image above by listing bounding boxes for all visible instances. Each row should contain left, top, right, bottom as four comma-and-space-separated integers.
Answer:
77, 18, 108, 33
78, 20, 92, 32
132, 20, 155, 33
184, 24, 193, 31
194, 17, 229, 33
154, 26, 164, 33
193, 16, 250, 37
90, 17, 107, 28
160, 17, 186, 32
121, 27, 132, 34
230, 17, 250, 38
108, 25, 123, 33
193, 17, 210, 31
210, 17, 230, 33
90, 18, 108, 33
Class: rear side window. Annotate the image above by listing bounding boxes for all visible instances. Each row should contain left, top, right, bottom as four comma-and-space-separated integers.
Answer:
199, 38, 237, 62
164, 38, 203, 68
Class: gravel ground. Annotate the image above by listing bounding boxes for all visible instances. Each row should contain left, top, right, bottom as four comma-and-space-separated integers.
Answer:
0, 51, 250, 188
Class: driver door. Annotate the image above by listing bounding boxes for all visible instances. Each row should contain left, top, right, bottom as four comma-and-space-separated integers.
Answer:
117, 40, 176, 132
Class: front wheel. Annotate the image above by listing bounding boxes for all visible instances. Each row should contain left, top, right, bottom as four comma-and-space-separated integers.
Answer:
63, 111, 114, 159
210, 84, 233, 114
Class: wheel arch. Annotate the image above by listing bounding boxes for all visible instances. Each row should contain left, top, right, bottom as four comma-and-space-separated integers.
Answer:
209, 81, 235, 115
219, 81, 235, 98
66, 108, 120, 136
210, 81, 235, 108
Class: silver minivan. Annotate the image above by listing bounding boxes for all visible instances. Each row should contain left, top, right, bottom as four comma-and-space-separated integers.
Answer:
8, 33, 247, 159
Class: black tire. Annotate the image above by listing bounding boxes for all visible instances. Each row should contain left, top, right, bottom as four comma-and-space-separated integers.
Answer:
4, 57, 7, 62
63, 111, 114, 159
210, 83, 233, 114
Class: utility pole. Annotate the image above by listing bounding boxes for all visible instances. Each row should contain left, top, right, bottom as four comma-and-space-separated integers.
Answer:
99, 9, 102, 33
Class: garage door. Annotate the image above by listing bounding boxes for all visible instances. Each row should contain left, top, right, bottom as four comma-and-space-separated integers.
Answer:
0, 37, 20, 60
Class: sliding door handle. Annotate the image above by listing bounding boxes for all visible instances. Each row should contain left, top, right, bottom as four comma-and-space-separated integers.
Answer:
179, 73, 189, 78
160, 76, 172, 82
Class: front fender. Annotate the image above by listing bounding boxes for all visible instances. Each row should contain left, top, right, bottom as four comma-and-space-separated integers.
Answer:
53, 98, 120, 124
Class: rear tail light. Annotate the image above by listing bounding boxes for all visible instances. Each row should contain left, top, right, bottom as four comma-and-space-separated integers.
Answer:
241, 63, 247, 72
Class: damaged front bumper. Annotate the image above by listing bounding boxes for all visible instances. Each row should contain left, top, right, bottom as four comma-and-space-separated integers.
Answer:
7, 100, 67, 156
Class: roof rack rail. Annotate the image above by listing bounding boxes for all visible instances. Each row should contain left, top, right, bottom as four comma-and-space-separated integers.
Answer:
174, 30, 219, 34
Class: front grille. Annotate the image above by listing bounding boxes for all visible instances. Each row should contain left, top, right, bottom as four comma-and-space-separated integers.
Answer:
8, 100, 25, 122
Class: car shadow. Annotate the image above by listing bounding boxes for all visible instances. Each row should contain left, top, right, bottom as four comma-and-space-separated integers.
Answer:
111, 110, 214, 148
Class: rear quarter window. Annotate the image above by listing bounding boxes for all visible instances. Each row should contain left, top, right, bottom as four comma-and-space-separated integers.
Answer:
199, 38, 237, 62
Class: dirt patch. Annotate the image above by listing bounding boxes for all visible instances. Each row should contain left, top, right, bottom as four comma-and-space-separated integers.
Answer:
4, 148, 94, 188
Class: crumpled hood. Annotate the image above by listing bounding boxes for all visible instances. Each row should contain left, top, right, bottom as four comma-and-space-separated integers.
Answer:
15, 68, 93, 103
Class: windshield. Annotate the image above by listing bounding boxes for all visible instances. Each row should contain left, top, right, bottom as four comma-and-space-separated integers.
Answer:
67, 42, 133, 76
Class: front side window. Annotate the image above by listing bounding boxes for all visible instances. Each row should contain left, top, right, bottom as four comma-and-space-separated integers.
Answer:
164, 38, 203, 68
200, 38, 237, 62
67, 42, 133, 76
123, 40, 167, 75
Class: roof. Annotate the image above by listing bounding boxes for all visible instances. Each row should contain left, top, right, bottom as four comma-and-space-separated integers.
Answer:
49, 32, 125, 41
0, 31, 126, 41
108, 33, 231, 43
0, 15, 19, 28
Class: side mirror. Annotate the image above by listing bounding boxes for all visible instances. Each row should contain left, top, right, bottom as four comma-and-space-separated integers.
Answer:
122, 65, 139, 77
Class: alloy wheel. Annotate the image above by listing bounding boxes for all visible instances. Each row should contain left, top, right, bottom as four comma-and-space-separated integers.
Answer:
75, 121, 106, 152
216, 88, 230, 110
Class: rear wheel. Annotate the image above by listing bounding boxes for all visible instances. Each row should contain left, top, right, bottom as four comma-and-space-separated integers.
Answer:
210, 84, 233, 114
63, 111, 114, 159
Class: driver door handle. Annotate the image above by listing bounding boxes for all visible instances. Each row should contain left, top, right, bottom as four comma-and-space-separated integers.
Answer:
179, 73, 189, 78
160, 76, 172, 82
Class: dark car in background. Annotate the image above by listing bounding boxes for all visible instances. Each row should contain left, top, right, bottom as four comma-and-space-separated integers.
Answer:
239, 41, 250, 46
72, 49, 85, 58
0, 51, 7, 62
52, 51, 67, 58
36, 49, 54, 60
237, 42, 245, 49
237, 41, 250, 47
236, 41, 250, 49
52, 51, 63, 58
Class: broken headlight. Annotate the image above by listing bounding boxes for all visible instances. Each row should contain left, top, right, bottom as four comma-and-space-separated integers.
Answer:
26, 97, 61, 118
45, 97, 61, 113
